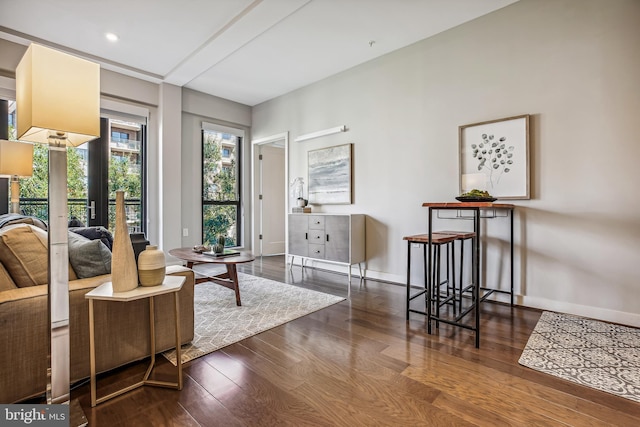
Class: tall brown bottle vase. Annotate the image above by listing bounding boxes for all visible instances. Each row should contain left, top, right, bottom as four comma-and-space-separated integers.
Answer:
111, 190, 139, 292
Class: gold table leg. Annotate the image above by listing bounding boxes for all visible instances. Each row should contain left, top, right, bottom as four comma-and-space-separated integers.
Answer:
89, 291, 183, 407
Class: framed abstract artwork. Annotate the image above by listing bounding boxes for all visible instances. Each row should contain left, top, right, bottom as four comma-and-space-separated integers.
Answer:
308, 143, 352, 204
459, 114, 530, 199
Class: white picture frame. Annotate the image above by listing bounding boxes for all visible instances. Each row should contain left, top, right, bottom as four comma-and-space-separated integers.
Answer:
308, 143, 352, 204
459, 115, 530, 199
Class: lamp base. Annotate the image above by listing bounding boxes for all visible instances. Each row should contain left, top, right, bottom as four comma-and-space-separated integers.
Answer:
10, 175, 20, 214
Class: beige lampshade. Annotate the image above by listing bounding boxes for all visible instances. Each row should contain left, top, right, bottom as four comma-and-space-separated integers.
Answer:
16, 44, 100, 147
0, 139, 34, 177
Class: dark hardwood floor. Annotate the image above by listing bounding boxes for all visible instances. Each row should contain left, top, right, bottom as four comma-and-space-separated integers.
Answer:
69, 255, 640, 426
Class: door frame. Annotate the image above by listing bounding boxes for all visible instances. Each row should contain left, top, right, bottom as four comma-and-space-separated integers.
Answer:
251, 132, 289, 256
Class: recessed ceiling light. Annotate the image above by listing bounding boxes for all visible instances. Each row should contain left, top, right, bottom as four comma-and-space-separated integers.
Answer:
105, 33, 119, 42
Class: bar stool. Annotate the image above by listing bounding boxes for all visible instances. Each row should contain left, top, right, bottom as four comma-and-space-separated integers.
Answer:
437, 230, 476, 312
404, 232, 458, 320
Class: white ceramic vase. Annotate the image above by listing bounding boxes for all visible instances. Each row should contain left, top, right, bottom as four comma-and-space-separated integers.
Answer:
111, 190, 138, 292
137, 245, 166, 287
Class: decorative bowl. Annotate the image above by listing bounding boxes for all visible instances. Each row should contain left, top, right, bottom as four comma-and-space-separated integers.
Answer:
455, 196, 497, 202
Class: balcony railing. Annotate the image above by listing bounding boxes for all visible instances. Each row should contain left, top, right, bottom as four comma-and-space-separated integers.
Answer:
19, 198, 142, 233
111, 138, 141, 152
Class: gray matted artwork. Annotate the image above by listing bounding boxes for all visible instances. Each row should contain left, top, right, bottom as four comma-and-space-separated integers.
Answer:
308, 143, 352, 204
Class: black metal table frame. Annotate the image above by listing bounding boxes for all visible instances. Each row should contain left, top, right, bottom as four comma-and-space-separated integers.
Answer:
426, 204, 514, 348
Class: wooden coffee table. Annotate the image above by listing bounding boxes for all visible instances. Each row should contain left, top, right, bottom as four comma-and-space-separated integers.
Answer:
168, 247, 255, 306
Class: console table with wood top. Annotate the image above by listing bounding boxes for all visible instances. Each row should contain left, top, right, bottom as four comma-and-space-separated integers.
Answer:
422, 201, 515, 347
168, 248, 255, 306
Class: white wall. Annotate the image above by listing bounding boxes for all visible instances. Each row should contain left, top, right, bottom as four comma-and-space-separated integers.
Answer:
252, 0, 640, 326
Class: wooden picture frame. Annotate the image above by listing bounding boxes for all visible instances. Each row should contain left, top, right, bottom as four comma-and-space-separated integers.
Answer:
308, 143, 352, 204
459, 115, 530, 199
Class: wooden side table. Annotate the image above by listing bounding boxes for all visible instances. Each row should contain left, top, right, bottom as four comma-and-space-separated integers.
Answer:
85, 275, 185, 407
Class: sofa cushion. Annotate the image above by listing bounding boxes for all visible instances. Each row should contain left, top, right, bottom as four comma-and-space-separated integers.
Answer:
0, 262, 17, 291
0, 224, 78, 287
68, 232, 112, 279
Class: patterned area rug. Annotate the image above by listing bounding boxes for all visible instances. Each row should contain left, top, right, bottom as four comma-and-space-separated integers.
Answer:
519, 311, 640, 402
163, 273, 344, 365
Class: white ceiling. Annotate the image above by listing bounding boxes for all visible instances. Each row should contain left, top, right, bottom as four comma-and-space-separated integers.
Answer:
0, 0, 518, 106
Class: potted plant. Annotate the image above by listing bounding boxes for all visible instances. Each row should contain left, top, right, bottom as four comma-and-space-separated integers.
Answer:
212, 234, 226, 254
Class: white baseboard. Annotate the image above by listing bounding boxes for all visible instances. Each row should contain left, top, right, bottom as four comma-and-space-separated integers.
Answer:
518, 295, 640, 328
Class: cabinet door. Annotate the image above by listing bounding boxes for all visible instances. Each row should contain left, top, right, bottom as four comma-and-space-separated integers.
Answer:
324, 215, 350, 263
288, 215, 308, 256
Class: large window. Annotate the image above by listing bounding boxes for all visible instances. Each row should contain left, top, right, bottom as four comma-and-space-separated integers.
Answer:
202, 128, 241, 247
3, 99, 146, 232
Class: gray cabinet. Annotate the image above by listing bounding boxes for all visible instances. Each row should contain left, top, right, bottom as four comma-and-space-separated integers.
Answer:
288, 214, 365, 282
288, 214, 309, 257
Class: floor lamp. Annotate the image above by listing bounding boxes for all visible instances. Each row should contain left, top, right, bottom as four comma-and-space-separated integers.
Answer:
16, 44, 100, 418
0, 139, 34, 213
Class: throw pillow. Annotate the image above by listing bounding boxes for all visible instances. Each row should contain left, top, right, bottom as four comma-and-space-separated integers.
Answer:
69, 226, 114, 251
0, 262, 17, 291
68, 216, 85, 227
0, 224, 49, 287
0, 224, 79, 286
68, 232, 112, 279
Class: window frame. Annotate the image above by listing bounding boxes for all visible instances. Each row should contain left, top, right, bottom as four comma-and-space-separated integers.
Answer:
201, 127, 243, 248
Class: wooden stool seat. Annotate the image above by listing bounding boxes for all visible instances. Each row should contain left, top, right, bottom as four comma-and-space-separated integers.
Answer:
404, 232, 459, 320
436, 230, 476, 240
403, 233, 458, 245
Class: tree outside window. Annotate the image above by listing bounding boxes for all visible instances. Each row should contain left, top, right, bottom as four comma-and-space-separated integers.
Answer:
202, 131, 240, 247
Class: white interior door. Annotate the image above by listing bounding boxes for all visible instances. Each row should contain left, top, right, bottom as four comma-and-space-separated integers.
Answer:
259, 144, 285, 255
252, 134, 288, 256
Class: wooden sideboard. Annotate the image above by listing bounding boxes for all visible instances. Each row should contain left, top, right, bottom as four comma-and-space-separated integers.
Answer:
288, 213, 365, 282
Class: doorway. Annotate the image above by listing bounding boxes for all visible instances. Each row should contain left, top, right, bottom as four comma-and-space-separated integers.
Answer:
87, 117, 145, 233
251, 133, 288, 256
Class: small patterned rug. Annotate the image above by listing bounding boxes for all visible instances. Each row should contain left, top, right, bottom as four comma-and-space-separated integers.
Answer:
163, 273, 344, 365
518, 311, 640, 402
